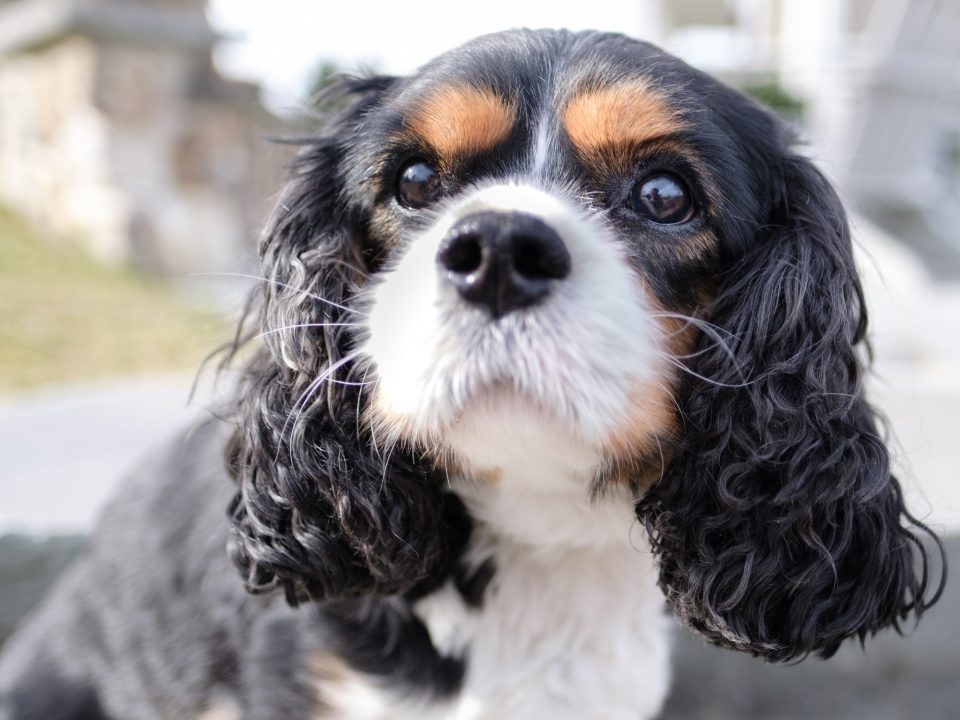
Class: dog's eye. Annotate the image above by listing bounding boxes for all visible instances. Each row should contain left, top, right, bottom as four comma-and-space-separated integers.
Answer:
630, 172, 694, 224
396, 159, 441, 209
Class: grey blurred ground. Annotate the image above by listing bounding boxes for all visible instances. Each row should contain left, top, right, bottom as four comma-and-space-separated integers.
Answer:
0, 219, 957, 716
661, 540, 958, 719
0, 533, 955, 719
0, 375, 204, 534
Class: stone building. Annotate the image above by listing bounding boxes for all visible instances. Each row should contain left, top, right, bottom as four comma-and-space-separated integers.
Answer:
0, 0, 286, 276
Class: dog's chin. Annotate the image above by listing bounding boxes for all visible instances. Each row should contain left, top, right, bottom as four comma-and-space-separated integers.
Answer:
442, 386, 603, 485
368, 381, 614, 490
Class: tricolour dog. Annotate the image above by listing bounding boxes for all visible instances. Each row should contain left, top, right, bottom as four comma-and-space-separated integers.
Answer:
0, 29, 944, 720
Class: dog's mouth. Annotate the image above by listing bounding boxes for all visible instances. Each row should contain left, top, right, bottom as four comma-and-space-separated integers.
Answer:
410, 380, 607, 484
363, 346, 586, 435
363, 340, 648, 469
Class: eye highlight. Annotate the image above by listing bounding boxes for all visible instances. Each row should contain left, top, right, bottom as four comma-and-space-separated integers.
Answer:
396, 159, 441, 209
630, 172, 694, 224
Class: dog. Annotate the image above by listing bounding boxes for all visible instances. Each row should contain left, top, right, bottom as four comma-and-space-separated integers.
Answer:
0, 28, 945, 720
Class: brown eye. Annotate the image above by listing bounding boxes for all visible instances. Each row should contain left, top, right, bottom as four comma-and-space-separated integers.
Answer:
630, 172, 694, 224
396, 159, 441, 209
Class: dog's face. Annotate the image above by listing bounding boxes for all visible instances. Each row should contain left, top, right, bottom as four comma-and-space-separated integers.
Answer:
356, 40, 710, 487
353, 34, 776, 493
227, 30, 942, 662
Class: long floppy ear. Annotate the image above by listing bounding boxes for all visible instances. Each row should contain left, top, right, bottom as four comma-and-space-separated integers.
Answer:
224, 77, 471, 605
638, 149, 945, 661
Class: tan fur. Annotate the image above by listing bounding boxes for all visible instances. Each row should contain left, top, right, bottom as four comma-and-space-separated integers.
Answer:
603, 304, 699, 490
307, 653, 352, 719
404, 84, 517, 165
562, 79, 686, 176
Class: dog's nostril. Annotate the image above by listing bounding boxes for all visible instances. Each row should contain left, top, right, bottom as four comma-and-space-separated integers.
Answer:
438, 211, 571, 318
439, 233, 484, 274
512, 235, 571, 280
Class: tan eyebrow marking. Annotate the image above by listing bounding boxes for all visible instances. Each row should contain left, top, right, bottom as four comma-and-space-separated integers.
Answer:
404, 84, 517, 164
562, 79, 687, 175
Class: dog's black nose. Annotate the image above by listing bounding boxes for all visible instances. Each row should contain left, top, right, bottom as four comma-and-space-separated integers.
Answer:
437, 211, 571, 318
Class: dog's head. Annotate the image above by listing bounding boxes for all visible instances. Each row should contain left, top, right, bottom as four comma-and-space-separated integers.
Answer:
225, 29, 943, 661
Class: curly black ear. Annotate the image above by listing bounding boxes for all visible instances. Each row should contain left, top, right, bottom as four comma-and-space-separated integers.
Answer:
638, 149, 945, 661
224, 76, 470, 605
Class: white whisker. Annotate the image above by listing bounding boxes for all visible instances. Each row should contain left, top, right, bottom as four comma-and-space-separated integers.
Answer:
656, 351, 756, 389
355, 365, 372, 448
275, 351, 362, 463
192, 271, 361, 316
650, 311, 749, 383
255, 322, 360, 340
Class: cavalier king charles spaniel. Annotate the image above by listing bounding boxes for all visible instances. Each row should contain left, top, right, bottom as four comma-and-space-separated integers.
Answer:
0, 29, 945, 720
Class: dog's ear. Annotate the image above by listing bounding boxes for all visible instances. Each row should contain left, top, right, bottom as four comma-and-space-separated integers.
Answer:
638, 147, 945, 660
225, 76, 471, 605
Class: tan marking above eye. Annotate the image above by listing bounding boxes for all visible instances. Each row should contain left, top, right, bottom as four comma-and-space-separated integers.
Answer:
562, 79, 687, 176
403, 84, 517, 164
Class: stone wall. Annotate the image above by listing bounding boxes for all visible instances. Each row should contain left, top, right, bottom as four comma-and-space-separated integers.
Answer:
0, 0, 287, 276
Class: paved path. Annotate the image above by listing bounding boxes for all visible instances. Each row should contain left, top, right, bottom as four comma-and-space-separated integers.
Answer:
0, 375, 205, 534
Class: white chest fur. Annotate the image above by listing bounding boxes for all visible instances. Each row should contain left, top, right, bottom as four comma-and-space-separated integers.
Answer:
317, 483, 672, 720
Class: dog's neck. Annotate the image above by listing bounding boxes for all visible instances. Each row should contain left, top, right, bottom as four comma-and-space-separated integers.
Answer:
406, 471, 669, 720
454, 473, 640, 551
316, 458, 670, 720
320, 400, 671, 719
440, 390, 639, 549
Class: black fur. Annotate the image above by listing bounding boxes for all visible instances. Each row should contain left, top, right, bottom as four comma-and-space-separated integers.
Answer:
223, 77, 473, 605
4, 662, 111, 720
637, 151, 945, 661
321, 599, 466, 697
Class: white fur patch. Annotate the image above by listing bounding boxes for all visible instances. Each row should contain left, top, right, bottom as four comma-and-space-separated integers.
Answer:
358, 182, 668, 479
316, 489, 671, 720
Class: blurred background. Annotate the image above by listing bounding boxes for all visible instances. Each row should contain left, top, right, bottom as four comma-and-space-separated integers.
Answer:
0, 0, 957, 717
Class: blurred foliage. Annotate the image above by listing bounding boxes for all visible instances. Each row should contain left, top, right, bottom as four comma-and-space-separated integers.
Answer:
742, 80, 805, 117
305, 59, 348, 111
306, 60, 341, 99
0, 206, 227, 394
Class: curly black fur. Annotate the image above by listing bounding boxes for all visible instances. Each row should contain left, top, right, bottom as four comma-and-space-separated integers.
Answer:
637, 152, 946, 661
225, 78, 471, 605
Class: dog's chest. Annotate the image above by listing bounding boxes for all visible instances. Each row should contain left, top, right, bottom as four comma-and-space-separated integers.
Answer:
316, 530, 671, 720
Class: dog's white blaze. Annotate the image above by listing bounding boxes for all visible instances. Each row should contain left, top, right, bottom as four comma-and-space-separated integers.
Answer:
530, 112, 556, 176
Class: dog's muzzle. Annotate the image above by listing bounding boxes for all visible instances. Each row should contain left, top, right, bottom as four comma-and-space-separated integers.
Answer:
437, 211, 572, 318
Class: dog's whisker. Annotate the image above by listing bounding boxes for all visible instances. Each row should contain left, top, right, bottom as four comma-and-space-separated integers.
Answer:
275, 351, 362, 463
650, 311, 749, 383
255, 322, 361, 340
655, 351, 757, 389
652, 434, 668, 489
648, 311, 739, 340
193, 271, 362, 316
355, 365, 372, 448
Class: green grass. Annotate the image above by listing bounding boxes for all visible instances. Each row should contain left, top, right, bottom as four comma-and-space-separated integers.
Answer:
0, 207, 228, 394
